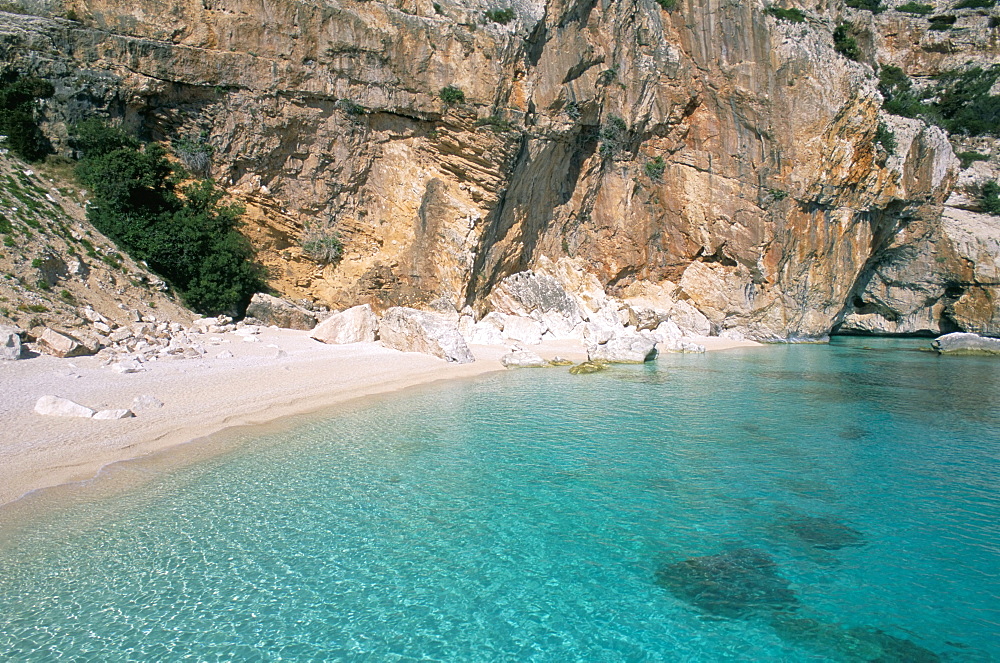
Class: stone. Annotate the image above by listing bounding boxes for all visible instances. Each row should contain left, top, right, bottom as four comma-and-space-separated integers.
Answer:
131, 394, 164, 410
0, 326, 21, 360
216, 350, 234, 359
309, 304, 377, 344
502, 316, 544, 345
93, 409, 135, 420
244, 292, 318, 330
466, 313, 506, 345
500, 349, 547, 368
932, 332, 1000, 355
569, 360, 608, 375
548, 356, 574, 366
655, 548, 798, 619
111, 359, 144, 374
37, 328, 96, 358
487, 269, 586, 324
34, 395, 95, 418
588, 333, 658, 363
771, 616, 940, 662
658, 338, 706, 353
378, 307, 475, 364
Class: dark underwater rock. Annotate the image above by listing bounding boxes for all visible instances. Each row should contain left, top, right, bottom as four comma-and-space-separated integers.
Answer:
771, 615, 940, 662
782, 515, 865, 550
655, 547, 798, 618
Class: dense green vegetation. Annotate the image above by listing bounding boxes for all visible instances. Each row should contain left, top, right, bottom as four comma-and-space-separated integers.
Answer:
982, 181, 1000, 214
846, 0, 884, 13
765, 6, 806, 22
71, 119, 264, 315
927, 14, 957, 30
654, 0, 677, 10
599, 115, 629, 158
874, 122, 897, 155
895, 2, 933, 14
957, 151, 990, 168
484, 8, 515, 23
954, 0, 995, 9
0, 72, 54, 162
439, 86, 465, 104
834, 23, 861, 61
644, 156, 666, 180
878, 64, 1000, 136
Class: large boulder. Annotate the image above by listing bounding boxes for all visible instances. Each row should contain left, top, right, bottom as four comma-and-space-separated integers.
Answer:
34, 395, 95, 418
310, 304, 377, 344
488, 269, 586, 325
464, 312, 505, 345
502, 316, 543, 345
500, 349, 547, 368
0, 326, 21, 360
36, 328, 97, 358
379, 307, 475, 364
244, 293, 318, 330
588, 332, 658, 363
932, 332, 1000, 355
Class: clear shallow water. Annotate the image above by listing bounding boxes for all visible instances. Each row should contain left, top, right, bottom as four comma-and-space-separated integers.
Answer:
0, 338, 998, 661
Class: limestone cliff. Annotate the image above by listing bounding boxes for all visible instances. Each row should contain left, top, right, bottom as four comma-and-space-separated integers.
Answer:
1, 0, 997, 339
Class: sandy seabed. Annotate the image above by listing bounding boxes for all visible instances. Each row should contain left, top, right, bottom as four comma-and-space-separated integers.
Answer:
0, 328, 758, 510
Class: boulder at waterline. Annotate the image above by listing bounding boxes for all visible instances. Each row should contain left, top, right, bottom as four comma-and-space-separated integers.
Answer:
378, 307, 475, 364
588, 333, 658, 363
34, 395, 95, 418
244, 293, 318, 330
655, 548, 798, 619
500, 350, 547, 368
931, 332, 1000, 355
569, 360, 608, 375
310, 304, 378, 344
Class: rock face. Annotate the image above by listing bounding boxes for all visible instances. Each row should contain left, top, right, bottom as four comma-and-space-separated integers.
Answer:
932, 332, 1000, 356
36, 329, 97, 358
378, 307, 475, 364
309, 304, 378, 345
34, 395, 95, 418
0, 327, 21, 361
2, 0, 997, 339
244, 293, 318, 330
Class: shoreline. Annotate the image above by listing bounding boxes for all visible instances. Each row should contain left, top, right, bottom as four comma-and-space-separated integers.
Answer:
0, 329, 759, 512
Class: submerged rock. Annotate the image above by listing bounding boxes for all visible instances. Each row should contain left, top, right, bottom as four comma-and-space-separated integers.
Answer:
781, 515, 866, 550
655, 548, 798, 619
548, 356, 574, 366
771, 615, 940, 662
569, 360, 608, 375
931, 332, 1000, 356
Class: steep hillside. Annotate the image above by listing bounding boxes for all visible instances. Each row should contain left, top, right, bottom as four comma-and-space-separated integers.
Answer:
1, 0, 998, 339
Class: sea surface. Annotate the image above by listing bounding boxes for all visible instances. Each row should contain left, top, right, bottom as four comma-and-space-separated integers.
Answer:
0, 337, 998, 661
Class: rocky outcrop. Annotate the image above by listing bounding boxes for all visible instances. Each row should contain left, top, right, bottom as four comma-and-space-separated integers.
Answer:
0, 0, 995, 339
244, 293, 318, 330
378, 307, 474, 364
0, 327, 21, 360
588, 332, 657, 364
932, 332, 1000, 356
309, 304, 378, 345
36, 328, 97, 358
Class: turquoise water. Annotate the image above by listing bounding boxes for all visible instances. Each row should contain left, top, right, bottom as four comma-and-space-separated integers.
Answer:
0, 338, 998, 661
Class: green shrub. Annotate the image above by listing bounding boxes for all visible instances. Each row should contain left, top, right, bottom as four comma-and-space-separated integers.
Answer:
928, 14, 957, 29
433, 2, 443, 14
439, 85, 465, 104
991, 15, 1000, 27
934, 66, 1000, 135
474, 115, 514, 133
895, 2, 933, 14
955, 0, 995, 8
957, 151, 990, 168
0, 71, 54, 162
982, 181, 1000, 214
846, 0, 884, 12
875, 122, 897, 154
834, 22, 861, 61
301, 228, 343, 264
655, 0, 677, 10
765, 6, 806, 22
71, 121, 264, 315
644, 156, 666, 180
0, 212, 10, 234
30, 257, 42, 268
599, 115, 629, 158
173, 134, 214, 176
484, 8, 515, 23
70, 118, 138, 158
878, 65, 931, 118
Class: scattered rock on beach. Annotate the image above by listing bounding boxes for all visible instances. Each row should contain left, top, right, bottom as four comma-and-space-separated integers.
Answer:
379, 307, 475, 364
588, 333, 658, 363
932, 332, 1000, 355
310, 304, 378, 344
37, 328, 97, 358
0, 326, 21, 360
132, 395, 164, 410
111, 359, 144, 374
655, 548, 798, 619
244, 293, 318, 330
500, 349, 547, 368
34, 395, 95, 418
94, 409, 136, 420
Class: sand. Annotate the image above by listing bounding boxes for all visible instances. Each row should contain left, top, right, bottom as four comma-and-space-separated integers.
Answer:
0, 329, 758, 509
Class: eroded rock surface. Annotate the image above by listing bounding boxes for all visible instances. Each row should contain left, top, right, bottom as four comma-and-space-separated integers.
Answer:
378, 307, 474, 364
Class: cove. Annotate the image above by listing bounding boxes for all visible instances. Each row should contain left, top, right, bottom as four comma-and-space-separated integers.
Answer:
1, 337, 998, 661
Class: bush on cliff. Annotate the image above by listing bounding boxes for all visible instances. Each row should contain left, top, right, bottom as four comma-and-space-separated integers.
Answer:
71, 120, 264, 315
833, 23, 861, 61
0, 71, 54, 162
982, 181, 1000, 215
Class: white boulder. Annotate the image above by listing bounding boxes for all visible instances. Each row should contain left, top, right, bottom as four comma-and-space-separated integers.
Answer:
1, 326, 21, 360
500, 349, 548, 368
932, 332, 1000, 355
309, 304, 378, 344
37, 328, 96, 358
34, 395, 95, 418
588, 333, 658, 363
131, 395, 164, 410
379, 307, 475, 364
94, 409, 136, 420
502, 316, 543, 345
